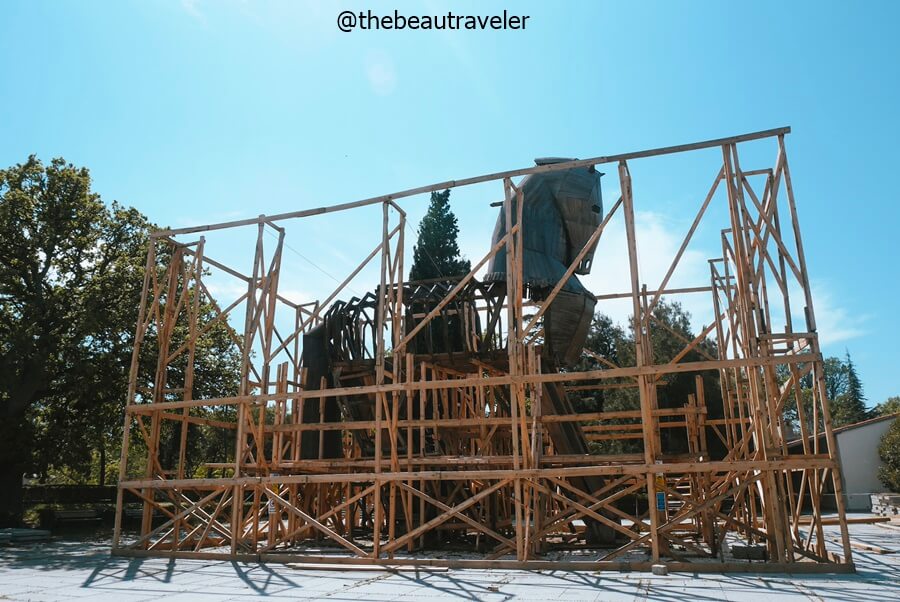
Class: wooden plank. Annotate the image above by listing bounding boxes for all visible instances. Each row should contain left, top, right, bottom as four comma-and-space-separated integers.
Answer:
825, 535, 894, 555
153, 127, 790, 238
120, 457, 837, 490
126, 352, 823, 414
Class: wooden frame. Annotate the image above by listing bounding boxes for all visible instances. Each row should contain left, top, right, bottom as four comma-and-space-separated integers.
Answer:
113, 127, 854, 573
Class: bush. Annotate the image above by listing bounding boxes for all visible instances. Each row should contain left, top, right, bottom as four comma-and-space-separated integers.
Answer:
878, 417, 900, 492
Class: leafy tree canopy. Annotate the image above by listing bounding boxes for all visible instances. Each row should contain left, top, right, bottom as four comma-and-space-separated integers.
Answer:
1, 156, 151, 520
874, 396, 900, 416
878, 417, 900, 492
781, 352, 872, 436
0, 156, 241, 525
576, 300, 723, 457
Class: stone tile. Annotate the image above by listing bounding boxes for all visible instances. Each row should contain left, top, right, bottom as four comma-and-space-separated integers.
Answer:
0, 523, 898, 601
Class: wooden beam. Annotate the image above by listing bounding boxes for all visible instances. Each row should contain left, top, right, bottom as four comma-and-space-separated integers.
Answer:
153, 127, 791, 238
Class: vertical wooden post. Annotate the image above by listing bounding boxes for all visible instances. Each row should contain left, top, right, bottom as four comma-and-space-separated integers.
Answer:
779, 135, 853, 564
177, 237, 205, 480
503, 177, 525, 560
140, 244, 184, 542
113, 241, 156, 549
619, 160, 661, 562
231, 218, 265, 554
371, 201, 390, 559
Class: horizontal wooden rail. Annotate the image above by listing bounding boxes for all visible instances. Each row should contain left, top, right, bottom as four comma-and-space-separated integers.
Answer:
120, 457, 835, 490
126, 352, 821, 414
154, 127, 790, 237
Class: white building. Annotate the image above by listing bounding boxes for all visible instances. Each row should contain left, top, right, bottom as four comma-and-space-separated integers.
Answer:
789, 413, 899, 511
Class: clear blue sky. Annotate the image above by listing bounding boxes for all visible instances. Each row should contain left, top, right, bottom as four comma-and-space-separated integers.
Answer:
2, 0, 898, 405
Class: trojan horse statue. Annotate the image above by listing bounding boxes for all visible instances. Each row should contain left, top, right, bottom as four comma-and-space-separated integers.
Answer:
485, 158, 604, 367
485, 160, 618, 544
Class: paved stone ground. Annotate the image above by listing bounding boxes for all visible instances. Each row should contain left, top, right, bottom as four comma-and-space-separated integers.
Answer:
1, 522, 899, 601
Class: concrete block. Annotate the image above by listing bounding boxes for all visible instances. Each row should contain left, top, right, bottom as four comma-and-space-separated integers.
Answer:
731, 544, 768, 560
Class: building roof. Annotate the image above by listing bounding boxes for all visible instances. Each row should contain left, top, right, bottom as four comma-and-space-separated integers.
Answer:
786, 412, 899, 447
831, 411, 900, 435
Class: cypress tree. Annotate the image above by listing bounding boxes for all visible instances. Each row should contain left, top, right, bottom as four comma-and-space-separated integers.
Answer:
831, 351, 870, 426
409, 190, 471, 281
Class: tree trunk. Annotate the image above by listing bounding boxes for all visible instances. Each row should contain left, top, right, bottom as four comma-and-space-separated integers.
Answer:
0, 417, 29, 527
0, 464, 23, 527
98, 442, 107, 487
0, 366, 45, 526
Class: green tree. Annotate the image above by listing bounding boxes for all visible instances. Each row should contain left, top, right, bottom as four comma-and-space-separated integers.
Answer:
0, 156, 242, 524
576, 300, 723, 457
830, 351, 870, 427
821, 356, 849, 403
25, 201, 152, 487
878, 417, 900, 492
782, 356, 846, 436
30, 290, 243, 486
574, 313, 632, 412
0, 156, 147, 523
574, 313, 637, 455
133, 296, 242, 481
782, 354, 872, 434
409, 189, 471, 281
874, 396, 900, 416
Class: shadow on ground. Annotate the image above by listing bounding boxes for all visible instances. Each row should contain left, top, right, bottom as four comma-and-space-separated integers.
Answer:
0, 525, 899, 601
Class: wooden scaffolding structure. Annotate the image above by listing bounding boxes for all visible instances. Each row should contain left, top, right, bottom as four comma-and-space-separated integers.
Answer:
112, 126, 855, 572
